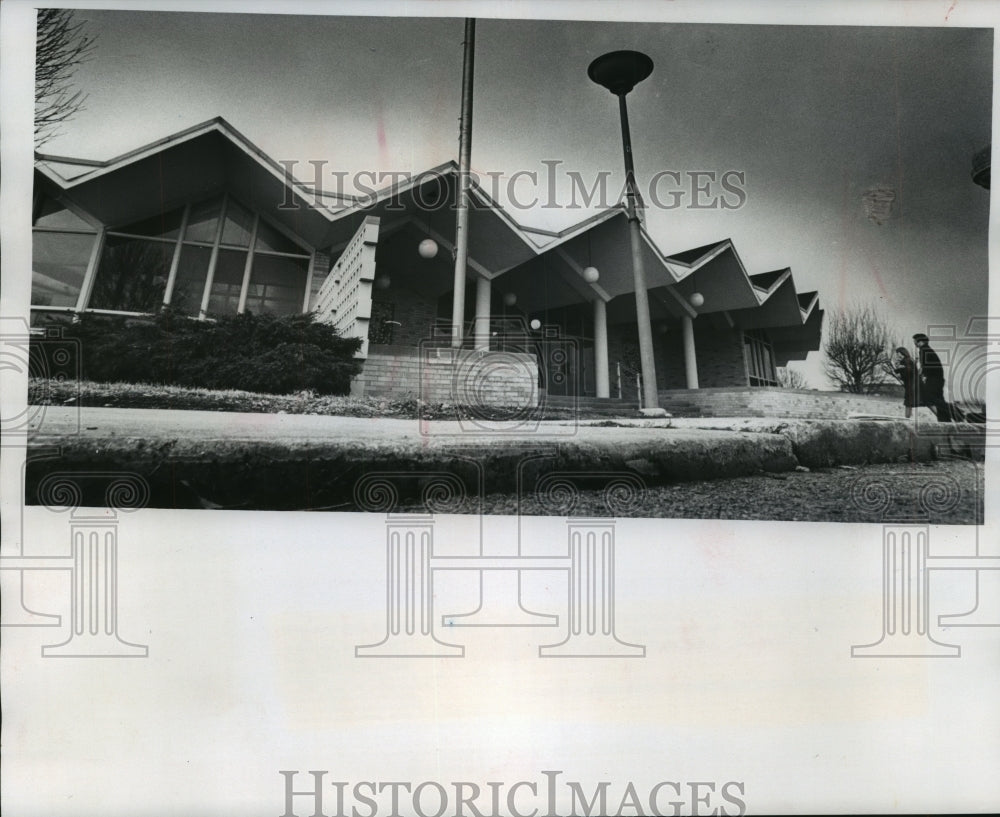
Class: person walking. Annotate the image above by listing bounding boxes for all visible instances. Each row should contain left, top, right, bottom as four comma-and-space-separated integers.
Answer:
894, 346, 917, 419
913, 333, 951, 422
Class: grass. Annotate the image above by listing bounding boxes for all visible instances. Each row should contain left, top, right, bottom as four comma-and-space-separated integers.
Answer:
29, 378, 583, 421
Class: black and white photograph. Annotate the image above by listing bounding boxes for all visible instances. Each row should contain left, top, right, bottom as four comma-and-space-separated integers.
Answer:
2, 1, 998, 815
15, 3, 993, 520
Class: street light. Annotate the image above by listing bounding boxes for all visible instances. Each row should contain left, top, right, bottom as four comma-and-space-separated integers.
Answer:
588, 50, 662, 412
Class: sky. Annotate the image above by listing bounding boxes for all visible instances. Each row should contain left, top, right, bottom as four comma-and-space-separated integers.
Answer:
30, 5, 996, 388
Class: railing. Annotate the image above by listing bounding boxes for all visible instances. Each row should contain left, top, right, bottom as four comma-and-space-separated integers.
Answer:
616, 361, 643, 410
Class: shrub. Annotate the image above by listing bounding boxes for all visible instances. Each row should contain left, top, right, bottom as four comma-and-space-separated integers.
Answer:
31, 309, 363, 395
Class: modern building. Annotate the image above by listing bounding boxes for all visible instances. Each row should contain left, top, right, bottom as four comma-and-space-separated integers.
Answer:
32, 117, 823, 405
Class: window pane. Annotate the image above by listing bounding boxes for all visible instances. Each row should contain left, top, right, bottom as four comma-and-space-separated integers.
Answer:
254, 219, 304, 254
744, 330, 777, 386
206, 249, 248, 316
169, 244, 213, 316
33, 197, 95, 231
761, 343, 774, 383
184, 196, 223, 243
31, 231, 95, 307
221, 199, 254, 247
89, 235, 173, 312
245, 253, 307, 315
111, 207, 184, 240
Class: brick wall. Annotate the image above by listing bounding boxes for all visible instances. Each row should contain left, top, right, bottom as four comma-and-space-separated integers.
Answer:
367, 280, 439, 349
607, 322, 749, 395
657, 386, 909, 419
696, 326, 749, 388
352, 345, 539, 406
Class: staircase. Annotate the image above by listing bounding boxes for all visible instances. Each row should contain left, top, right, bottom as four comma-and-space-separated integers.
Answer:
541, 394, 642, 417
655, 394, 712, 417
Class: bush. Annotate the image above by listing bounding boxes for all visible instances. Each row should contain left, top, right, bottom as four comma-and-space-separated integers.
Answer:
32, 309, 363, 395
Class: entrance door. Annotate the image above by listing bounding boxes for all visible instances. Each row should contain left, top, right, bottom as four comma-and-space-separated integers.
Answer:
541, 339, 578, 396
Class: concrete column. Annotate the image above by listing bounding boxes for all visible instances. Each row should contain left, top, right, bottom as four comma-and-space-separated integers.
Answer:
474, 274, 491, 351
593, 298, 610, 398
682, 314, 699, 390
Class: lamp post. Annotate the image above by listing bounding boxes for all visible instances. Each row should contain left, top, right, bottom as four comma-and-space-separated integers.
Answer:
451, 18, 476, 348
588, 50, 661, 412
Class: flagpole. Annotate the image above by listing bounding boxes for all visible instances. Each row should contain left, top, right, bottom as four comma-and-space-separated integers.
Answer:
450, 18, 475, 348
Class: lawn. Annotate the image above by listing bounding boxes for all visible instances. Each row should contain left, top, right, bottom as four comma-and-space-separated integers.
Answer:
28, 378, 581, 421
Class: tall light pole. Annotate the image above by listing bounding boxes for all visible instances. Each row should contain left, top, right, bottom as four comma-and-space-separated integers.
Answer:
588, 50, 661, 411
450, 18, 476, 348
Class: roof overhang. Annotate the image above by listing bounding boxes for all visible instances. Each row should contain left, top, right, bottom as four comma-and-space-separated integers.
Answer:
37, 119, 334, 246
35, 117, 825, 363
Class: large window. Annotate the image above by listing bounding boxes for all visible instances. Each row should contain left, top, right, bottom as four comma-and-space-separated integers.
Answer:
744, 329, 778, 386
32, 192, 314, 319
31, 197, 97, 308
245, 254, 309, 316
170, 244, 213, 315
88, 235, 173, 312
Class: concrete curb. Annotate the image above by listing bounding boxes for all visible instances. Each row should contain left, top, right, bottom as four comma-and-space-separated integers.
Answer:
24, 408, 982, 510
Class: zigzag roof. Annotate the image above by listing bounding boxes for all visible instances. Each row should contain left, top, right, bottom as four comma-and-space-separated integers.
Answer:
36, 117, 821, 346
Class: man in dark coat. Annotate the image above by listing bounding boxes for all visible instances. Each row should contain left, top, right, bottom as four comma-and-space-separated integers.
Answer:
913, 333, 951, 422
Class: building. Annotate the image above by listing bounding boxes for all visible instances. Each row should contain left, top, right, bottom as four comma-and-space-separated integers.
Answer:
32, 117, 823, 406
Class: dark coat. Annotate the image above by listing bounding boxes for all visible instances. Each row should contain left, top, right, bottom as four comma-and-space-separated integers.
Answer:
895, 357, 917, 408
918, 346, 945, 399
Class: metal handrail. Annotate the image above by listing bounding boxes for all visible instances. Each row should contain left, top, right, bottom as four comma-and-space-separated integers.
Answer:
616, 360, 643, 410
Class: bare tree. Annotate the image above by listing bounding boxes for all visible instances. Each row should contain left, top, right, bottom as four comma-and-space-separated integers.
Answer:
777, 366, 809, 390
822, 305, 896, 393
35, 9, 96, 148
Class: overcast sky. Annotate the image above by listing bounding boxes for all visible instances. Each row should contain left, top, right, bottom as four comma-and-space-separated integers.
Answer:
37, 7, 994, 387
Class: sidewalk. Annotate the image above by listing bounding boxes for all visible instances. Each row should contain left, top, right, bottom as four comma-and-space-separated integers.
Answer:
22, 406, 977, 510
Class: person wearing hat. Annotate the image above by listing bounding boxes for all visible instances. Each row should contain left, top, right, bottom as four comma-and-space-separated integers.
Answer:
912, 333, 951, 421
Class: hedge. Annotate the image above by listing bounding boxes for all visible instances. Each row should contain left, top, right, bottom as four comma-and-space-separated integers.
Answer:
31, 309, 363, 395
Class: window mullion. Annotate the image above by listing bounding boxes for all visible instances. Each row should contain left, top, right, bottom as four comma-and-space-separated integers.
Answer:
161, 203, 191, 307
237, 213, 260, 314
74, 227, 106, 312
197, 194, 229, 320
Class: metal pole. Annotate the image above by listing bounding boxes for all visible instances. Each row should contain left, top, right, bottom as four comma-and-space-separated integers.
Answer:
617, 93, 660, 409
450, 18, 476, 348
